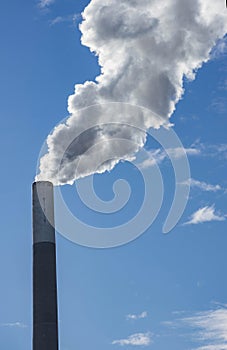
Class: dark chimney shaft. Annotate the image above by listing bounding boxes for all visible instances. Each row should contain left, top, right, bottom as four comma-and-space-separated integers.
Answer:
32, 181, 58, 350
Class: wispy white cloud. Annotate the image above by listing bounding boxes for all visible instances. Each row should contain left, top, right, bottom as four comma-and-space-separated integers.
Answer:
180, 140, 227, 161
0, 322, 27, 329
50, 14, 80, 26
218, 78, 227, 91
214, 144, 227, 158
181, 178, 222, 192
50, 16, 66, 26
211, 97, 227, 114
184, 205, 226, 225
138, 147, 200, 169
112, 332, 152, 346
163, 305, 227, 349
194, 142, 227, 160
181, 306, 227, 350
138, 141, 227, 171
138, 149, 166, 169
38, 0, 55, 9
167, 147, 201, 158
126, 311, 148, 321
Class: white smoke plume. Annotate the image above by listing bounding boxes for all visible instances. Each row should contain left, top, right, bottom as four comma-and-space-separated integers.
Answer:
36, 0, 227, 185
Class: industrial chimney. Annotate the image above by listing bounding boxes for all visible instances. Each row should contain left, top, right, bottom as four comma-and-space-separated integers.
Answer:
32, 181, 59, 350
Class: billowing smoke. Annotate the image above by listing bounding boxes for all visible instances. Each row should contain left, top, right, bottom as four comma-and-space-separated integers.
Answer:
36, 0, 227, 185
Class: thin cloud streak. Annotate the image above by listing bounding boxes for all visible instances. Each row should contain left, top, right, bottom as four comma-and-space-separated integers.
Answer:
192, 141, 227, 160
0, 322, 27, 329
163, 305, 227, 349
138, 141, 227, 170
126, 311, 148, 320
181, 306, 227, 350
181, 178, 222, 192
38, 0, 55, 9
138, 146, 200, 169
184, 205, 226, 225
49, 14, 80, 26
112, 332, 152, 346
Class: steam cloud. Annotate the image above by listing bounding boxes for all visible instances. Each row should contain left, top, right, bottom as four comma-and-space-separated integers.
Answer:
36, 0, 227, 185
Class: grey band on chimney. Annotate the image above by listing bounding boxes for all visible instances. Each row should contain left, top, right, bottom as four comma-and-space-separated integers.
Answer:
32, 181, 55, 243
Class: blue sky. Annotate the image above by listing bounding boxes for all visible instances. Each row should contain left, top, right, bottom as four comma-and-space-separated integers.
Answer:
0, 0, 227, 349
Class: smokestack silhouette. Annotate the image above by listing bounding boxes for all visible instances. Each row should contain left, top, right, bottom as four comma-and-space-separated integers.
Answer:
32, 181, 59, 350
